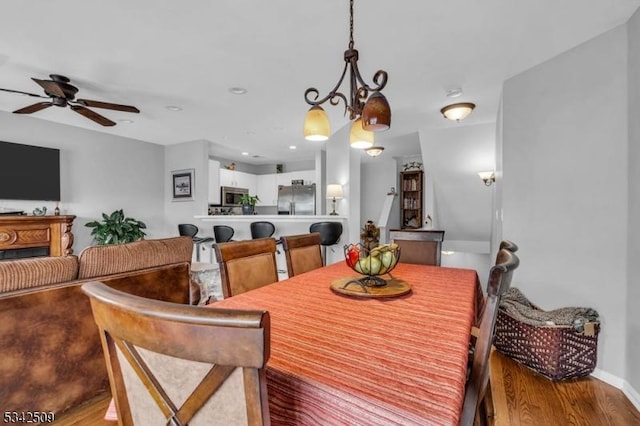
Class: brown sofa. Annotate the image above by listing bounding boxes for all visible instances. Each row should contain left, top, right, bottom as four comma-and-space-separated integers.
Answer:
0, 236, 194, 416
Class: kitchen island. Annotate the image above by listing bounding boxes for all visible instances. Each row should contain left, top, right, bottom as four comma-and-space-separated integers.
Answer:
194, 215, 349, 266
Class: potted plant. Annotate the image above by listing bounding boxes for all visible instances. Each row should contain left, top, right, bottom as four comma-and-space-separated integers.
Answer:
85, 209, 147, 245
239, 194, 260, 215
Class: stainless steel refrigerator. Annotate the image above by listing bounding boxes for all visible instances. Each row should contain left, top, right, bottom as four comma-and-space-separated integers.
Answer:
278, 184, 316, 215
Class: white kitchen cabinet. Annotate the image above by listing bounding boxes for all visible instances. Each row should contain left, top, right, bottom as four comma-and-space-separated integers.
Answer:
257, 174, 278, 205
219, 168, 235, 187
235, 171, 257, 195
276, 170, 316, 187
219, 168, 257, 195
208, 159, 221, 204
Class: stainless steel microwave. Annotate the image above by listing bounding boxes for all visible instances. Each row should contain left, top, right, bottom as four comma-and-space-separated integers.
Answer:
221, 186, 248, 206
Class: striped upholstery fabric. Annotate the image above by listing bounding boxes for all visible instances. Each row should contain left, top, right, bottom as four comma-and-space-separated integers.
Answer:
212, 262, 479, 425
78, 237, 193, 279
0, 256, 79, 293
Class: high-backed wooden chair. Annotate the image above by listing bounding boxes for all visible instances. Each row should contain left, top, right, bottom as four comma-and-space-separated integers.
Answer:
281, 233, 323, 277
461, 248, 520, 426
389, 229, 445, 266
81, 281, 271, 426
214, 238, 279, 298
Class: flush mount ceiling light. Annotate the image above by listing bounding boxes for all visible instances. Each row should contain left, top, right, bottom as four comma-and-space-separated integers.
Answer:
365, 146, 384, 157
303, 0, 391, 144
440, 102, 475, 121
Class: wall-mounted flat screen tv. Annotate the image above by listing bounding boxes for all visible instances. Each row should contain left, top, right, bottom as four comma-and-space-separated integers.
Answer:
0, 141, 61, 201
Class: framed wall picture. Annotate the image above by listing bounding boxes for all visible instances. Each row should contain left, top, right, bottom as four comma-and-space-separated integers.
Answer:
171, 169, 194, 201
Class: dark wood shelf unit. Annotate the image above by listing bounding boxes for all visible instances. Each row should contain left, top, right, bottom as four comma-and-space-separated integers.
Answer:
400, 170, 423, 229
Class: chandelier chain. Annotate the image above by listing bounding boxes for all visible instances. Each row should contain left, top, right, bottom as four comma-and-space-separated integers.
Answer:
349, 0, 354, 49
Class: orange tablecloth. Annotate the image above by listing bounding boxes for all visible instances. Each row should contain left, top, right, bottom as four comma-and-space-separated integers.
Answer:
210, 262, 479, 426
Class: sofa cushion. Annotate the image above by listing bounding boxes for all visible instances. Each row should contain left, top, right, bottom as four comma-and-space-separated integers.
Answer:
78, 237, 193, 279
0, 256, 79, 293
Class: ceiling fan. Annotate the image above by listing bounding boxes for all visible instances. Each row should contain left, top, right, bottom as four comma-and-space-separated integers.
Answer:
0, 74, 140, 126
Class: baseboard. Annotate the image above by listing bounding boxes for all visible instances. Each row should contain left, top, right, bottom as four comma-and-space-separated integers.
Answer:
623, 381, 640, 412
591, 368, 640, 412
591, 368, 624, 388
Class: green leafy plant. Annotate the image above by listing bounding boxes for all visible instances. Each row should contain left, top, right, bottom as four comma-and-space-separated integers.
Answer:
239, 194, 260, 206
85, 209, 147, 245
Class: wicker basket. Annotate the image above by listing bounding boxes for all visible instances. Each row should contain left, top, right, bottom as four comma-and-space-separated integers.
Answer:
494, 307, 600, 381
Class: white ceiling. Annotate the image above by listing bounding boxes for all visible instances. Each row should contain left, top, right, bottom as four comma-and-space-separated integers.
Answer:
1, 0, 638, 165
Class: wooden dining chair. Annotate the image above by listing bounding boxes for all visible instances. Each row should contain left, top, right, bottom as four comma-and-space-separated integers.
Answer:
388, 229, 445, 266
461, 248, 520, 426
81, 281, 271, 426
281, 232, 323, 277
214, 238, 279, 298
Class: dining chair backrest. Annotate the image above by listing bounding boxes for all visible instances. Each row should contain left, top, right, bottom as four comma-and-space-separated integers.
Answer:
461, 248, 520, 426
213, 225, 235, 243
389, 229, 445, 266
250, 222, 276, 239
81, 281, 271, 426
214, 238, 279, 298
281, 232, 323, 277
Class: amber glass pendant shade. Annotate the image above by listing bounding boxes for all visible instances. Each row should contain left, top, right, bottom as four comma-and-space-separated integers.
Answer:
304, 106, 330, 141
349, 118, 374, 149
362, 92, 391, 131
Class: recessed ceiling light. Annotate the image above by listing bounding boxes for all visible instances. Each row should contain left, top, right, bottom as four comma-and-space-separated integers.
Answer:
118, 119, 134, 124
241, 152, 249, 156
289, 145, 297, 150
441, 250, 456, 255
229, 87, 248, 95
165, 105, 182, 111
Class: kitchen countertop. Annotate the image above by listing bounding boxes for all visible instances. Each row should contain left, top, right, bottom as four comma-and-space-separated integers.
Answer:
194, 215, 348, 222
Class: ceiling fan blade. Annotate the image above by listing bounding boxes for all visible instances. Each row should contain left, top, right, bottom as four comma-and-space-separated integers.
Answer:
70, 105, 116, 126
13, 102, 53, 114
76, 99, 140, 113
0, 87, 47, 98
32, 78, 66, 98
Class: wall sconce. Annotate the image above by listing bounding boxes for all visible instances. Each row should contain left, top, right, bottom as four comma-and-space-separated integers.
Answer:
326, 184, 344, 215
478, 171, 495, 186
440, 102, 476, 121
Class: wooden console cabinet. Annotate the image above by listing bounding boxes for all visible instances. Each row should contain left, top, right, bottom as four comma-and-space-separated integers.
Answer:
0, 215, 75, 256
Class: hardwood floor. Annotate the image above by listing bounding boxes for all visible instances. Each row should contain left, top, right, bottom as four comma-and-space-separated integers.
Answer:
490, 350, 640, 426
54, 351, 640, 426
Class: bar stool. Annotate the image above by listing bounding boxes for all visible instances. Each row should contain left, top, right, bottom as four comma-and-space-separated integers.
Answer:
250, 221, 275, 239
309, 221, 343, 265
178, 224, 214, 262
213, 225, 235, 243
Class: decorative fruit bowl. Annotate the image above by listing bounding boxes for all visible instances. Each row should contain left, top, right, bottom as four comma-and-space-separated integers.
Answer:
343, 242, 401, 288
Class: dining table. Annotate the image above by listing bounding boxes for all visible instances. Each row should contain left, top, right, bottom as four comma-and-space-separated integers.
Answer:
209, 261, 481, 426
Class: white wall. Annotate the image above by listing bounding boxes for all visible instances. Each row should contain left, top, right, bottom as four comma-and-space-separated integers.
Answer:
164, 140, 212, 253
502, 26, 629, 377
324, 124, 358, 264
626, 8, 640, 393
0, 112, 165, 253
361, 159, 400, 231
418, 124, 495, 243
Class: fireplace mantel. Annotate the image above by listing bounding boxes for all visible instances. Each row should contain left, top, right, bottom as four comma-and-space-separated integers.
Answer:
0, 215, 75, 257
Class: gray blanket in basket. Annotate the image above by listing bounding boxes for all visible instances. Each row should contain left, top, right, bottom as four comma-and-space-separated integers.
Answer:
500, 288, 599, 333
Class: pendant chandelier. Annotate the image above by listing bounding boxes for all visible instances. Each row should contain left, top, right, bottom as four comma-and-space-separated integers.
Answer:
303, 0, 391, 148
